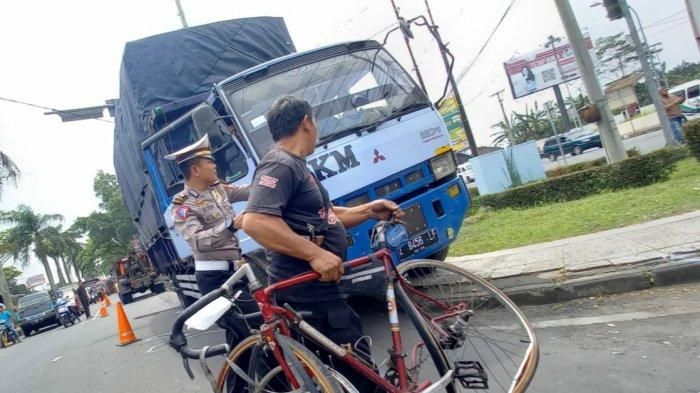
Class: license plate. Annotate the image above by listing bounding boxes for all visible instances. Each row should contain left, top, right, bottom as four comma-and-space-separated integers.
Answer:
398, 228, 439, 260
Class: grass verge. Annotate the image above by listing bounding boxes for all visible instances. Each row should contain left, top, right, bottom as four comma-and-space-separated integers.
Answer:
450, 158, 700, 256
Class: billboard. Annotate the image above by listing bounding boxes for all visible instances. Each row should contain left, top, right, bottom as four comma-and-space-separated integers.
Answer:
438, 96, 467, 151
504, 35, 595, 99
26, 274, 46, 288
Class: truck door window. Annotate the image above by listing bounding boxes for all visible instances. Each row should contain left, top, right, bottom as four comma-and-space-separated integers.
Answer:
150, 115, 248, 197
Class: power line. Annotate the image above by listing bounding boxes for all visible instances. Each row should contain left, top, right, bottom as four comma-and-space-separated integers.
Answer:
648, 20, 690, 38
644, 16, 688, 30
453, 0, 520, 86
642, 9, 685, 28
0, 96, 114, 124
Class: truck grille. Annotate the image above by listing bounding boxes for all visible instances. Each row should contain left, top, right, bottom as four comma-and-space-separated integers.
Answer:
405, 169, 424, 184
402, 203, 427, 236
345, 193, 370, 207
375, 179, 402, 198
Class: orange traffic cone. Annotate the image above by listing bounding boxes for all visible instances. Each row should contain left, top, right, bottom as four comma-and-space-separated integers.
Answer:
115, 301, 140, 346
98, 302, 109, 318
103, 295, 112, 307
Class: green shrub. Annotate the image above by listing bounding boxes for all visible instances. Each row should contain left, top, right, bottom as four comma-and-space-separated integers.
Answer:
545, 147, 640, 178
683, 118, 700, 160
478, 147, 687, 210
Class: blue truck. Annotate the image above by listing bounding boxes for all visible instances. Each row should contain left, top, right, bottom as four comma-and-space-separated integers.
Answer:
114, 17, 470, 305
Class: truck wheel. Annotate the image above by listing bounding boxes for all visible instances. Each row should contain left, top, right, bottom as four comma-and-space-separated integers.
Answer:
21, 327, 31, 337
572, 145, 582, 155
152, 282, 166, 294
428, 246, 450, 261
120, 293, 132, 304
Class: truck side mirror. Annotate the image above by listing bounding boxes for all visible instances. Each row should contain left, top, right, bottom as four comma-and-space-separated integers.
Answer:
192, 105, 224, 147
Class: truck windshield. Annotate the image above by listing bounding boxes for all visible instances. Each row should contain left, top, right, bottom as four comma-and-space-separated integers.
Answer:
226, 48, 429, 157
149, 114, 248, 197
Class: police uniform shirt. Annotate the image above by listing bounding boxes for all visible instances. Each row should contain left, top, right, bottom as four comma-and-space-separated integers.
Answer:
245, 146, 347, 302
172, 182, 250, 262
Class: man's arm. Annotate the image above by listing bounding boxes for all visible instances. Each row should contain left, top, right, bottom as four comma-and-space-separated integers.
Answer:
173, 206, 235, 252
221, 183, 250, 203
333, 199, 402, 229
242, 213, 343, 281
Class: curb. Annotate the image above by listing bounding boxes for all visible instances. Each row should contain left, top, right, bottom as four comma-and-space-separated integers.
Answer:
489, 251, 700, 306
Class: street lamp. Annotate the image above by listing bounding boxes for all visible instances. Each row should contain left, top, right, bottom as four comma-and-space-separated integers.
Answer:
381, 15, 480, 157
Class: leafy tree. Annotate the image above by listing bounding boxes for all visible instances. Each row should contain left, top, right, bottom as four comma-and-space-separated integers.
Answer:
595, 33, 662, 81
665, 61, 700, 87
2, 266, 28, 295
71, 171, 136, 276
0, 205, 63, 292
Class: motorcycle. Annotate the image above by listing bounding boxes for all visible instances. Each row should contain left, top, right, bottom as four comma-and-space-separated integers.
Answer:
55, 297, 79, 328
0, 321, 20, 347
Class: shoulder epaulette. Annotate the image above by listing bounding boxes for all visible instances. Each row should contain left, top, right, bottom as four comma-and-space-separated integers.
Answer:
172, 193, 188, 205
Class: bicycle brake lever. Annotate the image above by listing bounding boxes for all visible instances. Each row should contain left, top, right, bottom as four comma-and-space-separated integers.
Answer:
182, 355, 195, 380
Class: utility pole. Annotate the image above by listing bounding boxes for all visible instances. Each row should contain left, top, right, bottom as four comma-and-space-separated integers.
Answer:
686, 0, 700, 53
544, 102, 568, 165
544, 35, 573, 133
620, 0, 678, 146
490, 90, 514, 145
554, 0, 627, 163
175, 0, 188, 28
417, 3, 479, 156
389, 0, 427, 92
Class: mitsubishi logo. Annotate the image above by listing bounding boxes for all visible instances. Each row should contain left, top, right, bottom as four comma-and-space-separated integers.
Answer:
373, 149, 386, 164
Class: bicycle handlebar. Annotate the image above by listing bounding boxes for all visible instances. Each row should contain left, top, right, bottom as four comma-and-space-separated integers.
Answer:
170, 286, 231, 360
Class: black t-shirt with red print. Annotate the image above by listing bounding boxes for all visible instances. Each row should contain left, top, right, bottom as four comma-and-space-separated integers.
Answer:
245, 146, 347, 302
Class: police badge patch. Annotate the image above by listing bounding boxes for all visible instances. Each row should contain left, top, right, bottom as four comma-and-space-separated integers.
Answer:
175, 206, 189, 220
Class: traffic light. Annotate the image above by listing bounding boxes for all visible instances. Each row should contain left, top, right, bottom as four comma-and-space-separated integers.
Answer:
603, 0, 623, 20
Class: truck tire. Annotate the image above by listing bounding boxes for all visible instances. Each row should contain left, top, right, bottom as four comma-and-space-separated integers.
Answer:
152, 282, 166, 294
120, 293, 133, 304
21, 327, 31, 337
428, 246, 450, 261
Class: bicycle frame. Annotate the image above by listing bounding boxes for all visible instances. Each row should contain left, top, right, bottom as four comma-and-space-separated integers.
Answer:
249, 248, 454, 393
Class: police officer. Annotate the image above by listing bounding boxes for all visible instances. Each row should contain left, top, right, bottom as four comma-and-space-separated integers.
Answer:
165, 135, 259, 346
242, 96, 401, 391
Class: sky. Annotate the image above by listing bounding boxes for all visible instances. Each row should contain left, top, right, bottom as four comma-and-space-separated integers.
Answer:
1, 0, 698, 283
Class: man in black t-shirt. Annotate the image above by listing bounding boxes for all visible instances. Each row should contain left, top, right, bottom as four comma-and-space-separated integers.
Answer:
243, 96, 400, 390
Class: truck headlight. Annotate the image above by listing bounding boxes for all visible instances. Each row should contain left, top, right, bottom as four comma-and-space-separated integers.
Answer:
430, 152, 456, 181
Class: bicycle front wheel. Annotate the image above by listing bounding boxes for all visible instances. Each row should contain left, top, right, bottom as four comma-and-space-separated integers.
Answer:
398, 259, 539, 393
216, 334, 341, 393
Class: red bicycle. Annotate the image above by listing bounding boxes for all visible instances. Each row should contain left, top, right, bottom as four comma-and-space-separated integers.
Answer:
171, 217, 539, 392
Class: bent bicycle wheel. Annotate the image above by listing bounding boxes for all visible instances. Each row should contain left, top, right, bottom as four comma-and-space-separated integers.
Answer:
216, 334, 341, 393
397, 259, 539, 393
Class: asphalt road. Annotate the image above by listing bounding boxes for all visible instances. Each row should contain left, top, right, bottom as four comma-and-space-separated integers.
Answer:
541, 129, 668, 172
1, 282, 698, 393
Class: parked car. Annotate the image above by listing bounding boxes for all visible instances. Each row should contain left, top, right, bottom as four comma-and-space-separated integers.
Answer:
457, 162, 475, 183
17, 292, 60, 337
541, 131, 602, 161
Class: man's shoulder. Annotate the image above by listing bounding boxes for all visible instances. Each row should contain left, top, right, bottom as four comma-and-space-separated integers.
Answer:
172, 192, 189, 205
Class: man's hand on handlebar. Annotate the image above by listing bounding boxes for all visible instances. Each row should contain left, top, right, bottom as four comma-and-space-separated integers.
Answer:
369, 199, 404, 221
310, 249, 344, 282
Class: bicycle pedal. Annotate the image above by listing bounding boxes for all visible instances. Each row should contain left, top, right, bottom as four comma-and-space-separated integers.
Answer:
454, 361, 488, 389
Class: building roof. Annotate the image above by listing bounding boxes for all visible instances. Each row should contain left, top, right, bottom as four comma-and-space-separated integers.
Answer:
604, 73, 643, 94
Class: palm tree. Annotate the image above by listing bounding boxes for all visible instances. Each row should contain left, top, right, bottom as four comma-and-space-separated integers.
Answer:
43, 226, 69, 285
59, 228, 83, 282
0, 205, 63, 292
0, 150, 20, 307
0, 151, 20, 199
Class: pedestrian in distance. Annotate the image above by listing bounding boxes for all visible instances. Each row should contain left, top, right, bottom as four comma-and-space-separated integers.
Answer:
660, 87, 687, 143
77, 281, 91, 318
